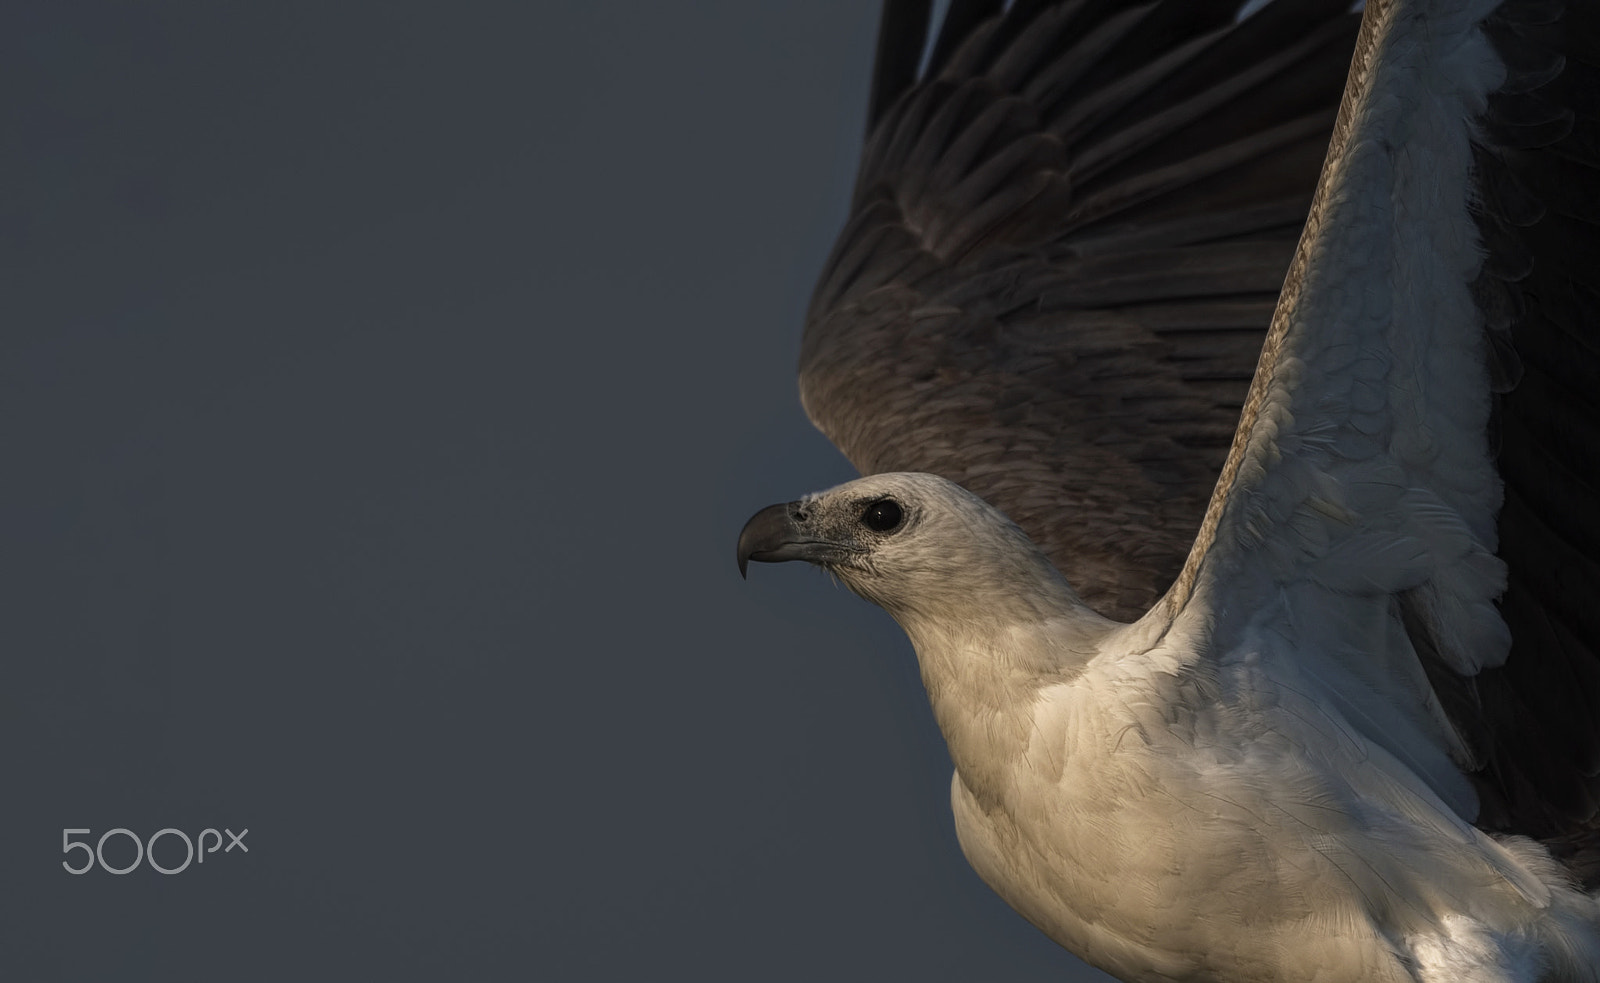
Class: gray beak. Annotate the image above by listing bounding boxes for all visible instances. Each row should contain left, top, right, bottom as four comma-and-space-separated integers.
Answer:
737, 501, 829, 578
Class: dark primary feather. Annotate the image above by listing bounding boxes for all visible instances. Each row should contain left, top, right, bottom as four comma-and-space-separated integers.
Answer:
867, 1, 933, 136
1457, 0, 1600, 885
802, 0, 1600, 885
802, 0, 1359, 621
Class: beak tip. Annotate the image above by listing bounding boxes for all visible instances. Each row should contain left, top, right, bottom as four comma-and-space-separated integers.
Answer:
738, 500, 808, 579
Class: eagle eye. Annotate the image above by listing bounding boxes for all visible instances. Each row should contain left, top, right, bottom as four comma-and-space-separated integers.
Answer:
862, 498, 904, 533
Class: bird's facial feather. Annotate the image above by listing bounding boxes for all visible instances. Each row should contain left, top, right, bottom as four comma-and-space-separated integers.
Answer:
742, 472, 1079, 624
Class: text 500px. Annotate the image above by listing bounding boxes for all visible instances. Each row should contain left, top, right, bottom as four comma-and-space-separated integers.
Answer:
62, 827, 249, 875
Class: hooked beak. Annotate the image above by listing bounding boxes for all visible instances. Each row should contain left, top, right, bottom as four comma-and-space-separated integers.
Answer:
736, 502, 845, 578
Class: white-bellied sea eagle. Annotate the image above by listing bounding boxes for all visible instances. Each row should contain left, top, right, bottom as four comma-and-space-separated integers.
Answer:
738, 1, 1600, 980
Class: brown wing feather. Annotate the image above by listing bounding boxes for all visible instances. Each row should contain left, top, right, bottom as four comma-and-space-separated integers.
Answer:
801, 0, 1360, 620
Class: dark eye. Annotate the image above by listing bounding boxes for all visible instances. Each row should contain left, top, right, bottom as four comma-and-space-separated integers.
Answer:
862, 498, 904, 533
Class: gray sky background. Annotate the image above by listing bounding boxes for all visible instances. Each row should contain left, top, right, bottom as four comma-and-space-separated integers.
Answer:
3, 4, 1111, 979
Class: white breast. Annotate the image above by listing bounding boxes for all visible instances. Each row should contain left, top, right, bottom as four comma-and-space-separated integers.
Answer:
943, 632, 1594, 983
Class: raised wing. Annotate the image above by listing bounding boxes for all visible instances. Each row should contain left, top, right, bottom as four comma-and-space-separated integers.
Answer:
801, 0, 1362, 621
1160, 0, 1600, 882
